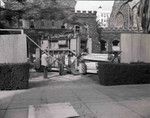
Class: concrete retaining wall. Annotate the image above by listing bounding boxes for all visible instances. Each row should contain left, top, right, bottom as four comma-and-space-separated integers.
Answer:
0, 34, 27, 63
121, 34, 150, 63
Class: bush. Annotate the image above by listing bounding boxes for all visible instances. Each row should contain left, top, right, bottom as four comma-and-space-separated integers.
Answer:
0, 63, 30, 90
98, 62, 150, 86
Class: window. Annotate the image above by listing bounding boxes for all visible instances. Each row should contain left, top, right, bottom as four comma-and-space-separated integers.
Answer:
41, 20, 44, 27
61, 25, 65, 29
101, 14, 103, 17
75, 25, 80, 32
19, 19, 23, 28
52, 21, 55, 27
112, 40, 120, 46
100, 40, 107, 51
30, 19, 34, 29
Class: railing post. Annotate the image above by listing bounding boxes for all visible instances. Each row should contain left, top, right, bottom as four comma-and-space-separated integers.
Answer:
21, 29, 24, 34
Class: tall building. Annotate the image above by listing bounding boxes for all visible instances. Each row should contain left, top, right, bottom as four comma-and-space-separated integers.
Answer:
97, 10, 111, 28
0, 0, 5, 8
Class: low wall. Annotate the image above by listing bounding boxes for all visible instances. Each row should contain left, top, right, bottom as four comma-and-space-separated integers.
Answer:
0, 63, 30, 90
98, 63, 150, 86
121, 34, 150, 63
0, 34, 27, 63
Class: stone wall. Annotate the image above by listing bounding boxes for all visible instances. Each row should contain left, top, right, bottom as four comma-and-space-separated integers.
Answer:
20, 19, 64, 29
99, 28, 136, 52
109, 1, 132, 29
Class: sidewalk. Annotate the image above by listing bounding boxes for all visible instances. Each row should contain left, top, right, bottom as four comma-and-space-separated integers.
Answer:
0, 71, 150, 118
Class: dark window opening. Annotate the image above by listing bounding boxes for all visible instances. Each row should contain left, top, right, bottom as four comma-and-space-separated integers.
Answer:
75, 26, 80, 32
100, 40, 106, 51
52, 21, 55, 27
19, 20, 23, 27
30, 20, 34, 29
41, 20, 44, 27
112, 40, 119, 46
61, 25, 65, 29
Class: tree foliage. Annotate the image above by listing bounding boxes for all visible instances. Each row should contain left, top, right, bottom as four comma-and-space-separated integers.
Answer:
0, 0, 78, 28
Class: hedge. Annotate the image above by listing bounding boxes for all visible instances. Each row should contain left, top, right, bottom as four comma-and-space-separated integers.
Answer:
0, 63, 30, 90
98, 62, 150, 86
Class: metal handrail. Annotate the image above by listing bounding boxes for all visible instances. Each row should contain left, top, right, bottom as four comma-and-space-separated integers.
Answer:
0, 29, 24, 34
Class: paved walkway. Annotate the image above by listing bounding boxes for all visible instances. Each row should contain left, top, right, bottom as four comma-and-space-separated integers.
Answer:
0, 71, 150, 118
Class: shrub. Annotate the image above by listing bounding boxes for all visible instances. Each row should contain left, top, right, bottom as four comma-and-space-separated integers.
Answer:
98, 62, 150, 86
0, 63, 30, 90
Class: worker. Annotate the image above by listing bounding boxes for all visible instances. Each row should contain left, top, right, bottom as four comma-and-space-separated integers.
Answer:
41, 49, 49, 79
58, 51, 65, 76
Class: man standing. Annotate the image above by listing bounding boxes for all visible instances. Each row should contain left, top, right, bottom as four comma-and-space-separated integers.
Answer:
58, 51, 65, 76
41, 49, 49, 79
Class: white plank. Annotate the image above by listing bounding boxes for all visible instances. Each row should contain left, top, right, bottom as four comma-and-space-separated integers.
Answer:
28, 105, 35, 118
85, 62, 98, 70
87, 69, 98, 74
28, 102, 79, 118
83, 53, 109, 62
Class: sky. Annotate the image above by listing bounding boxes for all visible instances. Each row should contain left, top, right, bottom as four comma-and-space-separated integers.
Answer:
0, 0, 5, 7
75, 0, 114, 12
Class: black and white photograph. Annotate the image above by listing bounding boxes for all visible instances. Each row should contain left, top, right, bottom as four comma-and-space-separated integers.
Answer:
0, 0, 150, 117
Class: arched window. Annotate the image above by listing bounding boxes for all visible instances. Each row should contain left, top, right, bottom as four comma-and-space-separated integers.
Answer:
19, 19, 23, 28
52, 21, 55, 27
30, 19, 34, 29
41, 19, 44, 27
112, 40, 120, 46
116, 12, 124, 28
112, 40, 120, 51
100, 40, 106, 51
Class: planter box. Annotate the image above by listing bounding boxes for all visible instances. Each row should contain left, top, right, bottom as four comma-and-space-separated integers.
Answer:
0, 63, 30, 90
98, 62, 150, 86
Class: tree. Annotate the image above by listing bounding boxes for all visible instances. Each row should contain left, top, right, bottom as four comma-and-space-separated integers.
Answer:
0, 0, 78, 28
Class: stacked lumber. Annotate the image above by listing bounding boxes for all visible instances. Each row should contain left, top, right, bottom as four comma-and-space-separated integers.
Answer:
85, 62, 98, 73
82, 53, 109, 74
83, 53, 109, 62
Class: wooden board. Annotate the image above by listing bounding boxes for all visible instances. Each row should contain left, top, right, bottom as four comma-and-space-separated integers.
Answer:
83, 53, 109, 62
85, 62, 98, 70
28, 102, 79, 118
87, 69, 98, 74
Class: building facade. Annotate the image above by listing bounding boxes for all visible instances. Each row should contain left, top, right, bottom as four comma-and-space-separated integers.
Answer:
98, 1, 140, 53
99, 28, 137, 53
109, 1, 132, 29
97, 10, 111, 28
75, 11, 100, 53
